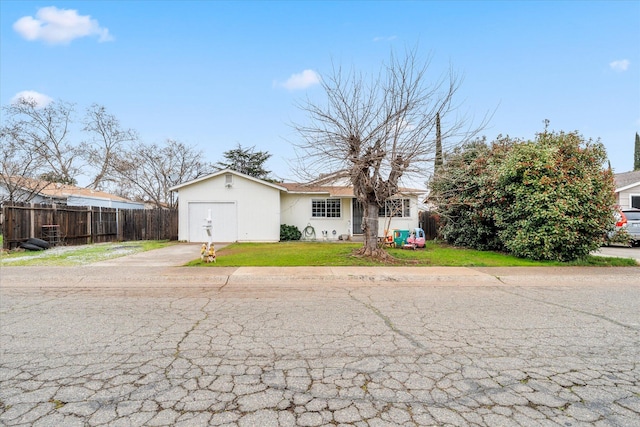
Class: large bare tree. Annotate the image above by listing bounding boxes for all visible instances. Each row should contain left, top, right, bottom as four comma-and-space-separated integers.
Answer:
293, 49, 484, 258
2, 98, 83, 185
83, 104, 138, 190
1, 98, 215, 207
112, 139, 214, 208
0, 124, 49, 202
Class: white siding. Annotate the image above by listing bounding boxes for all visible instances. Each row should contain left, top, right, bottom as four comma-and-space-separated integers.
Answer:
376, 197, 420, 237
67, 195, 144, 209
280, 194, 353, 240
617, 183, 640, 209
280, 194, 419, 240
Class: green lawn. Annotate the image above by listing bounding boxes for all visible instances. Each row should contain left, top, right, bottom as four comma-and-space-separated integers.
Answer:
2, 238, 635, 267
187, 241, 637, 267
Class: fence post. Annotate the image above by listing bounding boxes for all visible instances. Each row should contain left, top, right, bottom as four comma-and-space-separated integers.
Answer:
87, 206, 92, 244
116, 208, 122, 241
29, 202, 35, 238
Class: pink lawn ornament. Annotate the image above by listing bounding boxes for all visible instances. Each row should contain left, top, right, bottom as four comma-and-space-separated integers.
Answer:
406, 228, 426, 248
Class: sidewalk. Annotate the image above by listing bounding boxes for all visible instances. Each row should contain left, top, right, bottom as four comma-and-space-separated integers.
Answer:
2, 243, 639, 289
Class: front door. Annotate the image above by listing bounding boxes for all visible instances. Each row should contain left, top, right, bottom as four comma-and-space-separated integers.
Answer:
352, 198, 364, 234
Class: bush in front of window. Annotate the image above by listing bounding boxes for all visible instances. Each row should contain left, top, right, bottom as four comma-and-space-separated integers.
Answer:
280, 224, 302, 241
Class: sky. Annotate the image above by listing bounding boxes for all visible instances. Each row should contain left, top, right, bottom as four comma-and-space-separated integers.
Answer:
1, 0, 639, 184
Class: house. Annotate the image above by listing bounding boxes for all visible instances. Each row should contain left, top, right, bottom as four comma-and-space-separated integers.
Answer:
614, 171, 640, 209
170, 169, 424, 243
0, 176, 145, 210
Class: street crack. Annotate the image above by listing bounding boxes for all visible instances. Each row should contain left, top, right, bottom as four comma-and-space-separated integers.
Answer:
348, 292, 427, 349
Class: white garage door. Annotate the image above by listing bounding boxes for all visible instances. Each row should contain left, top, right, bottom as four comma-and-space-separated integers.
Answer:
188, 202, 237, 243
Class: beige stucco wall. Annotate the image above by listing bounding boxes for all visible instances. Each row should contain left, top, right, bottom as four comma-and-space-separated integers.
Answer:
176, 173, 281, 242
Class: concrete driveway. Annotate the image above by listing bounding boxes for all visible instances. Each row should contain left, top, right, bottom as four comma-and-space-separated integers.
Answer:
594, 245, 640, 262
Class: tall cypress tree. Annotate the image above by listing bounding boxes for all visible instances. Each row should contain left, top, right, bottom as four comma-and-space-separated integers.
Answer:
435, 112, 443, 171
634, 132, 640, 171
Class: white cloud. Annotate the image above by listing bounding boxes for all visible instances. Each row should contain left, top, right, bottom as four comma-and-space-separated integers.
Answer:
13, 6, 113, 45
277, 69, 320, 90
373, 35, 397, 42
609, 59, 630, 72
11, 91, 53, 108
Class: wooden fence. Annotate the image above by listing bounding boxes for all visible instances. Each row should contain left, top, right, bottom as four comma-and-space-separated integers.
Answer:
418, 210, 441, 240
1, 202, 178, 250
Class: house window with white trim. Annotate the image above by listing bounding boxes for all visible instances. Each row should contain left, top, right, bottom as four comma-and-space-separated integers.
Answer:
378, 199, 411, 217
632, 195, 640, 209
312, 199, 341, 218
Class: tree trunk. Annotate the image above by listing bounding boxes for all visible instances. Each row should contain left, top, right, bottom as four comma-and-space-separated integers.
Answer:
356, 200, 395, 260
362, 200, 379, 252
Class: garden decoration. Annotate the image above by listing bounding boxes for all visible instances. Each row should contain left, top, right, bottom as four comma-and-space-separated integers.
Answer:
201, 210, 216, 263
201, 243, 216, 263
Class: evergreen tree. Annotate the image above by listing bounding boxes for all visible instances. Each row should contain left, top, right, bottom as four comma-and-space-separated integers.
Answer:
634, 132, 640, 171
435, 112, 443, 171
216, 143, 272, 179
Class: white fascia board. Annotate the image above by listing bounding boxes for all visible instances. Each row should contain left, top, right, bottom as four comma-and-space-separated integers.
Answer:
170, 169, 287, 192
615, 181, 640, 193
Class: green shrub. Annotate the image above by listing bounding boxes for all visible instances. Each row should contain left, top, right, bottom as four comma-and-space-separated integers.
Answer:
494, 132, 615, 261
429, 131, 616, 261
605, 227, 631, 246
428, 137, 514, 251
280, 224, 302, 241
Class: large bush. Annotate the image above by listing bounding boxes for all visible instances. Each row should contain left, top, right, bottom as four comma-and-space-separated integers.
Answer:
429, 131, 616, 261
280, 224, 302, 241
428, 137, 515, 251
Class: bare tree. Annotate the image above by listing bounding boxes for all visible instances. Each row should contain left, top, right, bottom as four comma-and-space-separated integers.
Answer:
83, 104, 137, 190
113, 139, 215, 208
0, 124, 49, 202
2, 98, 83, 184
293, 49, 485, 258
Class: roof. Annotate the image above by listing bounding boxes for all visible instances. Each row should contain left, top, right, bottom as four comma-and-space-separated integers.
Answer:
280, 182, 425, 197
169, 169, 287, 192
615, 171, 640, 192
171, 169, 426, 197
280, 183, 355, 196
2, 176, 136, 203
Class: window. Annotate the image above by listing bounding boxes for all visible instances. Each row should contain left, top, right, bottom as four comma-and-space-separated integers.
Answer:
632, 195, 640, 209
312, 199, 341, 218
378, 199, 411, 217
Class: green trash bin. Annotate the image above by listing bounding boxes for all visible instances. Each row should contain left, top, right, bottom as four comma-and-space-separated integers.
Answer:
393, 229, 410, 247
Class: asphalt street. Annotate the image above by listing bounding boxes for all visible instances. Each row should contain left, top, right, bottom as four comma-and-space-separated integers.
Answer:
0, 244, 639, 427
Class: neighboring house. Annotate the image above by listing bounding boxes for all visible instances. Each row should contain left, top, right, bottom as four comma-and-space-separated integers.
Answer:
0, 176, 144, 210
614, 171, 640, 209
170, 169, 424, 243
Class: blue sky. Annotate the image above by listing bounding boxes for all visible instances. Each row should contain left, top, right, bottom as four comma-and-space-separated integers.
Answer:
1, 0, 638, 183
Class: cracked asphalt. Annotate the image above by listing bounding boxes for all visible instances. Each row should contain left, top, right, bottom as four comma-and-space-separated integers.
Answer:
1, 244, 639, 426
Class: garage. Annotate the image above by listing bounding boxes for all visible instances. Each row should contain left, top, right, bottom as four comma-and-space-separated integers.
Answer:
171, 169, 285, 243
188, 201, 237, 243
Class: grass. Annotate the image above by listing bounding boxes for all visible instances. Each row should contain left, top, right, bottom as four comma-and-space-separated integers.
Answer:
0, 240, 173, 266
186, 241, 638, 267
1, 237, 635, 267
